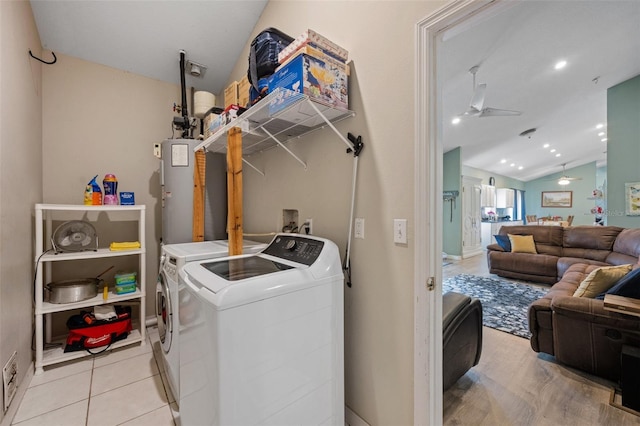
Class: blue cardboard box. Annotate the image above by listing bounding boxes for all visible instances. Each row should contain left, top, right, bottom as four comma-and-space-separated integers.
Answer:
268, 53, 348, 114
119, 192, 135, 205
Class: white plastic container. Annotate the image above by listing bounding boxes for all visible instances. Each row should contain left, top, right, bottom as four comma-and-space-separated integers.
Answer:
194, 91, 216, 119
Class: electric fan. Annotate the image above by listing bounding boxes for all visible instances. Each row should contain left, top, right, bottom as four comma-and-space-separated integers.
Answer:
51, 221, 98, 253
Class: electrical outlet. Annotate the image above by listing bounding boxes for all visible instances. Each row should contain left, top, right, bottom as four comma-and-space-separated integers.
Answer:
303, 218, 313, 235
153, 143, 162, 159
394, 219, 408, 244
3, 351, 17, 412
354, 218, 365, 239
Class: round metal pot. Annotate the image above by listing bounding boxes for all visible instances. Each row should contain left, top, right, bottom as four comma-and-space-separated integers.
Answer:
45, 278, 102, 304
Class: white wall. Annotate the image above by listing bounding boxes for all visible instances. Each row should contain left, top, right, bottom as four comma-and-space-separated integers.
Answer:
42, 54, 182, 320
225, 2, 445, 424
0, 0, 43, 421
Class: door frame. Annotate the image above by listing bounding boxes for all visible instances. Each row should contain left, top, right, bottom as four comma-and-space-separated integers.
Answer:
414, 0, 506, 423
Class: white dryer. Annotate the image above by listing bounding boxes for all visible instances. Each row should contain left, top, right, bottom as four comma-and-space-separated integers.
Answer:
156, 239, 266, 404
178, 234, 344, 425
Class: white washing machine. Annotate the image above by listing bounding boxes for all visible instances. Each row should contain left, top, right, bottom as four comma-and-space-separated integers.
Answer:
156, 239, 266, 404
178, 234, 344, 425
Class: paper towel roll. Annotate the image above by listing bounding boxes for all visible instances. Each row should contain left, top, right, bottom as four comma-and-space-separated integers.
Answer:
194, 91, 216, 119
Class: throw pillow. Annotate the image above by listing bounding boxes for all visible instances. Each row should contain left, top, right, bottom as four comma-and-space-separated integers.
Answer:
494, 235, 511, 252
507, 234, 537, 254
596, 266, 640, 300
573, 264, 633, 298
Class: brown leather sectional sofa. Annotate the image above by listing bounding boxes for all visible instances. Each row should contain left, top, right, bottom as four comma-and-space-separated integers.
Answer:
487, 225, 640, 380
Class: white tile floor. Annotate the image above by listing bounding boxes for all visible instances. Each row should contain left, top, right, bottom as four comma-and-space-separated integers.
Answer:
11, 326, 178, 426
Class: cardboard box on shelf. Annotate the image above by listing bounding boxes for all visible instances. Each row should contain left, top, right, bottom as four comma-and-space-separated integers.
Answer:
207, 104, 243, 137
238, 76, 251, 108
268, 53, 348, 113
203, 110, 219, 139
279, 29, 348, 64
278, 45, 349, 76
224, 81, 239, 108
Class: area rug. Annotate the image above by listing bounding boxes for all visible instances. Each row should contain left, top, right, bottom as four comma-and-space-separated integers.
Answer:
443, 274, 548, 339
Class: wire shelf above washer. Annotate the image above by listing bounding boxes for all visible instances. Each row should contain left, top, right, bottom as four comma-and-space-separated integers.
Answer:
194, 88, 355, 172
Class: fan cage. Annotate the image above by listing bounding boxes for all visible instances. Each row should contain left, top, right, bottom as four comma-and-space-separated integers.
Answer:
51, 220, 99, 253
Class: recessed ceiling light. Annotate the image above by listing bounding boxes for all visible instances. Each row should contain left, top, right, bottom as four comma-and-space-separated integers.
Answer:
550, 149, 556, 153
598, 132, 605, 137
500, 159, 507, 164
602, 138, 608, 142
554, 60, 567, 70
543, 143, 550, 148
596, 123, 604, 129
451, 117, 461, 125
518, 166, 523, 170
556, 153, 561, 157
510, 163, 515, 167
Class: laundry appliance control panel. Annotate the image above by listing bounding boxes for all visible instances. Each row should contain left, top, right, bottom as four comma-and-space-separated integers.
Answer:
263, 235, 325, 266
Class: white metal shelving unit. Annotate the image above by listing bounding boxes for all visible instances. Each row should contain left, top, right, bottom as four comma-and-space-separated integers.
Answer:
34, 204, 146, 374
194, 88, 355, 175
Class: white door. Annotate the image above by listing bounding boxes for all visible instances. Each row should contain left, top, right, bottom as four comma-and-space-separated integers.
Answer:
462, 176, 482, 258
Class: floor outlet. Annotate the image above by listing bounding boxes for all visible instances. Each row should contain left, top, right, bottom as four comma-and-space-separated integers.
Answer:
354, 218, 365, 239
3, 351, 17, 412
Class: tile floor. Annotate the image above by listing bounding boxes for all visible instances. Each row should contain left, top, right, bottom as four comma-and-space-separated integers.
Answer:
11, 326, 177, 426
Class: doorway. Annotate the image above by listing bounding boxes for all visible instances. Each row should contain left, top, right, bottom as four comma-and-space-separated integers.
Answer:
414, 1, 508, 424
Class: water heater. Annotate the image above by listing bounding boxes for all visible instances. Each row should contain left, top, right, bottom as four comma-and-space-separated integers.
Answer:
160, 139, 227, 244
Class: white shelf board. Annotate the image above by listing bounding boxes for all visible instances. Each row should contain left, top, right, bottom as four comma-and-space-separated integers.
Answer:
37, 288, 143, 314
195, 87, 354, 155
39, 248, 144, 262
36, 204, 145, 212
40, 329, 143, 367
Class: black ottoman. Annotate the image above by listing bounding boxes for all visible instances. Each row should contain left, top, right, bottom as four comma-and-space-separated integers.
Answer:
443, 291, 483, 390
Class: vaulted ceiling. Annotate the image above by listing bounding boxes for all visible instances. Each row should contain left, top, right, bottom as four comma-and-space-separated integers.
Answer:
440, 1, 640, 182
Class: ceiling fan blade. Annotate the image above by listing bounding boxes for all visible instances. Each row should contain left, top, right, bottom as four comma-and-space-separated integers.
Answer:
460, 107, 480, 118
478, 107, 522, 117
469, 83, 486, 112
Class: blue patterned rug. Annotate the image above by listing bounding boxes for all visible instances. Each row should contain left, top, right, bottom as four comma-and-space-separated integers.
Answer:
443, 274, 549, 339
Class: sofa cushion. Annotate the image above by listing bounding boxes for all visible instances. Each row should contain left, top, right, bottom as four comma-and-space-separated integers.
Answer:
499, 225, 563, 256
508, 234, 537, 253
597, 267, 640, 300
611, 227, 640, 260
494, 235, 511, 251
489, 251, 559, 284
563, 226, 623, 251
572, 264, 633, 298
557, 257, 611, 279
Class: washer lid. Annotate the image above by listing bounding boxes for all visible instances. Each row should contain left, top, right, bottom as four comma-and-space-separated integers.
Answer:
162, 239, 266, 262
201, 255, 293, 282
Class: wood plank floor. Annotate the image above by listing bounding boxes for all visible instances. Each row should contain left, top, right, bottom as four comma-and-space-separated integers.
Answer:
442, 253, 640, 425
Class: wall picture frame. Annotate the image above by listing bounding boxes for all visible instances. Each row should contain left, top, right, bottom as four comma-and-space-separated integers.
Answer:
541, 190, 572, 208
625, 182, 640, 216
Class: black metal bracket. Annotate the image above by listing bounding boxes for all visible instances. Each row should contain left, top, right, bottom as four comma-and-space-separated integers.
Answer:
29, 50, 57, 65
346, 133, 364, 157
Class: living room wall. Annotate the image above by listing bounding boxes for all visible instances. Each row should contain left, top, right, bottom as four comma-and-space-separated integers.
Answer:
607, 74, 640, 228
524, 162, 597, 226
443, 148, 461, 257
462, 165, 525, 190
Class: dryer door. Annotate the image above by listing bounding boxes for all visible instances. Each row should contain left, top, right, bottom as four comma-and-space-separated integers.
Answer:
156, 272, 173, 353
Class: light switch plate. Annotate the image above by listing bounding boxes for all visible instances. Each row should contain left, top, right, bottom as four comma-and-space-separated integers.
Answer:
354, 218, 365, 239
394, 219, 408, 244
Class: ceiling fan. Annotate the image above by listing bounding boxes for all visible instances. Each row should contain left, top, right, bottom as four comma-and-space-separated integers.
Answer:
458, 65, 522, 118
548, 163, 583, 185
